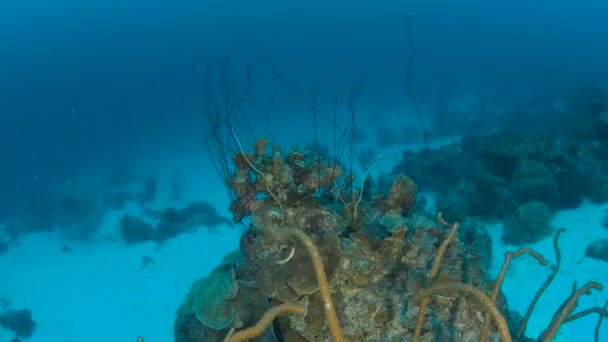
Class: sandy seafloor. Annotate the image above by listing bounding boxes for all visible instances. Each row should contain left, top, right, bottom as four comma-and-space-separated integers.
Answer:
1, 139, 607, 342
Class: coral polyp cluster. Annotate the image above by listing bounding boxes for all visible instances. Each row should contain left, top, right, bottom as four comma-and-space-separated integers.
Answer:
228, 136, 344, 225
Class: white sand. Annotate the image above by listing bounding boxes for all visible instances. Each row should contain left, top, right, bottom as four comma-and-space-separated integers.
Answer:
0, 221, 241, 341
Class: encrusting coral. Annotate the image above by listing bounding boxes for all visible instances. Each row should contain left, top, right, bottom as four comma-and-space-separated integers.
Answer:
175, 137, 608, 342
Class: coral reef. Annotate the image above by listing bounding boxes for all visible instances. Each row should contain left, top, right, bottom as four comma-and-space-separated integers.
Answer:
0, 308, 36, 338
119, 200, 232, 244
585, 239, 608, 262
394, 133, 608, 220
502, 201, 552, 245
175, 138, 608, 341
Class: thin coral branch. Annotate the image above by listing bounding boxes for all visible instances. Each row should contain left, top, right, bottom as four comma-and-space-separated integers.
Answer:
538, 281, 604, 341
413, 282, 512, 342
405, 9, 428, 213
563, 306, 608, 323
231, 126, 284, 211
413, 214, 460, 341
594, 300, 608, 342
225, 303, 305, 342
429, 214, 460, 279
480, 247, 548, 341
283, 228, 344, 342
352, 153, 384, 220
516, 227, 566, 340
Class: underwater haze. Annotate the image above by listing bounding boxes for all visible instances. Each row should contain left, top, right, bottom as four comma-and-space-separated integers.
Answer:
1, 0, 608, 341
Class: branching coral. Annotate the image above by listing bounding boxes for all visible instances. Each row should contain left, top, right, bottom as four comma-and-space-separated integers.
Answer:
412, 213, 460, 341
539, 281, 604, 341
410, 214, 608, 342
224, 303, 305, 342
282, 227, 344, 342
480, 246, 547, 341
413, 282, 512, 342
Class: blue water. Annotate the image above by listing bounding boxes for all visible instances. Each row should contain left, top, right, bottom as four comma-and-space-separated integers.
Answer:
1, 1, 608, 341
3, 1, 606, 203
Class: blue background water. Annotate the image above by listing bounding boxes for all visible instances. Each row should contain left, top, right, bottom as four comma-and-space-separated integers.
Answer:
1, 1, 608, 340
2, 1, 607, 208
